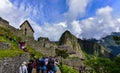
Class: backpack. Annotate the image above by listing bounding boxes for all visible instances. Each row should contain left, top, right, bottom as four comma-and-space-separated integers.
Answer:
47, 58, 55, 71
40, 59, 45, 67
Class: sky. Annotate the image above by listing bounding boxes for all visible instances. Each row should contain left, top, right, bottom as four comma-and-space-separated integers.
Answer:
0, 0, 120, 41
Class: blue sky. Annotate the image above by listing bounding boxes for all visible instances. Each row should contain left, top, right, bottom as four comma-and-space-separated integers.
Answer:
0, 0, 120, 41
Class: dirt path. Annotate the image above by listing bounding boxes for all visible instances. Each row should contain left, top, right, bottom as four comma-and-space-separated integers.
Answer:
57, 67, 61, 73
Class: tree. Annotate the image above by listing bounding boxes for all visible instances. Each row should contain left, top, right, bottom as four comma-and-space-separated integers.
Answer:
113, 36, 120, 45
114, 56, 120, 67
86, 57, 120, 73
55, 49, 69, 64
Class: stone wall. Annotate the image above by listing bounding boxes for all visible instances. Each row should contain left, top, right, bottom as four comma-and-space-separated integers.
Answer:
0, 17, 22, 37
0, 54, 29, 73
0, 42, 10, 49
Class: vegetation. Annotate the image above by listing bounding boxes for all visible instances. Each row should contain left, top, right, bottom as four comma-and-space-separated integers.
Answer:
113, 36, 120, 45
85, 57, 120, 73
59, 65, 79, 73
55, 49, 69, 64
0, 36, 24, 58
0, 50, 24, 59
0, 26, 24, 58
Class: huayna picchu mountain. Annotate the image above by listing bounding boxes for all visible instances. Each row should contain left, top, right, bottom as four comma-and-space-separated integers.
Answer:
59, 30, 85, 59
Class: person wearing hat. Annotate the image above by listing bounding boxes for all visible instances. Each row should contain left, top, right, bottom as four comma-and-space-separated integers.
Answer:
19, 62, 28, 73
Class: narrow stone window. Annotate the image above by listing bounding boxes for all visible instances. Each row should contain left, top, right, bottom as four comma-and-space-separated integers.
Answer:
25, 28, 27, 36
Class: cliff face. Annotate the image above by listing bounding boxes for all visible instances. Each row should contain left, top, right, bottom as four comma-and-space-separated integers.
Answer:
59, 30, 85, 58
78, 39, 112, 58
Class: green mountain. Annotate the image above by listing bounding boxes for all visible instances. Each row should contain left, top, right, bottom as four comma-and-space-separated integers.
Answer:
78, 39, 113, 58
99, 32, 120, 56
59, 30, 85, 59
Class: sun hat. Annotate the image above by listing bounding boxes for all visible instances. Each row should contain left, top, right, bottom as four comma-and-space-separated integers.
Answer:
22, 61, 27, 65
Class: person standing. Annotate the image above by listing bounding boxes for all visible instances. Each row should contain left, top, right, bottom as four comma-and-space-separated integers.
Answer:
19, 62, 28, 73
39, 57, 47, 73
32, 59, 37, 73
27, 60, 33, 73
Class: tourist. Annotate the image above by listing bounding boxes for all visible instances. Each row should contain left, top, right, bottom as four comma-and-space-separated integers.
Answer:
32, 58, 37, 73
27, 60, 33, 73
19, 62, 28, 73
36, 58, 40, 73
46, 57, 55, 73
39, 57, 47, 73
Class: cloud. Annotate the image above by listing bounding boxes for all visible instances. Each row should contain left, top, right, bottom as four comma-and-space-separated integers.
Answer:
33, 5, 120, 40
79, 6, 120, 39
0, 0, 82, 41
70, 21, 82, 37
0, 0, 32, 28
65, 0, 90, 20
0, 0, 120, 41
32, 22, 68, 41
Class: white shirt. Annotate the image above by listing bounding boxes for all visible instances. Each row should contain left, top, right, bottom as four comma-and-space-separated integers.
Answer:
19, 65, 28, 73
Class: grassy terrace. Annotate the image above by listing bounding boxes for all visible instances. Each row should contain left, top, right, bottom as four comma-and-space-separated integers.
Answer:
0, 26, 42, 59
0, 50, 24, 59
0, 26, 25, 59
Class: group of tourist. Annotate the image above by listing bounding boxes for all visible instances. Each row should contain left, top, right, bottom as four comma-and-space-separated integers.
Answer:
19, 56, 59, 73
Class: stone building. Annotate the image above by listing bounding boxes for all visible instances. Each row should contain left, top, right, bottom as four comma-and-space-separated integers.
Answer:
0, 17, 21, 36
20, 20, 34, 37
0, 17, 9, 28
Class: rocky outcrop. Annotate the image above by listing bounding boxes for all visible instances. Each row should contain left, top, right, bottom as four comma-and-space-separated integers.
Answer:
0, 54, 29, 73
59, 30, 85, 59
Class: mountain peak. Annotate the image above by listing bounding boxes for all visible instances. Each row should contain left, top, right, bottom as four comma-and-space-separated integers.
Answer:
59, 30, 85, 58
59, 30, 75, 45
62, 30, 71, 36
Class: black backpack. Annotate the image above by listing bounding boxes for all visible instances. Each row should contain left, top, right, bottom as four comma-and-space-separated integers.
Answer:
47, 58, 55, 71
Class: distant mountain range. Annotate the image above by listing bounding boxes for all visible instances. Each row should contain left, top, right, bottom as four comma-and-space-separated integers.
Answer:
98, 32, 120, 56
59, 31, 120, 58
59, 30, 113, 59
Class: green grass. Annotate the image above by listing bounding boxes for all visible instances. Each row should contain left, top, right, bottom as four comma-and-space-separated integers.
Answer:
0, 50, 24, 59
59, 65, 79, 73
0, 37, 25, 59
0, 36, 10, 42
0, 26, 25, 59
